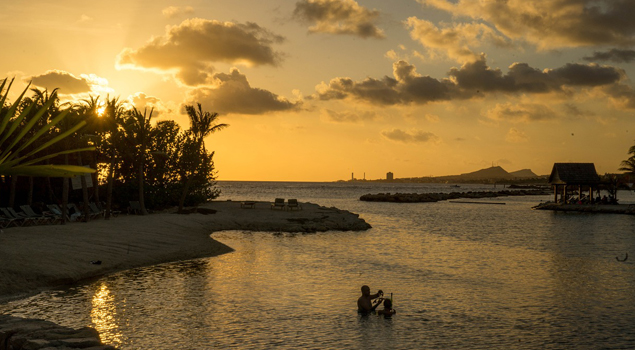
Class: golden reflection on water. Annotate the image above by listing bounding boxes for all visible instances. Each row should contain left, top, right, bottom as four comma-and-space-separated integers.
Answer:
90, 282, 123, 347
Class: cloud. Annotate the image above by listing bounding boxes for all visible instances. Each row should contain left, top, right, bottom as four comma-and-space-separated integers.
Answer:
78, 14, 93, 23
321, 109, 377, 123
381, 129, 439, 143
293, 0, 385, 39
486, 103, 556, 123
406, 17, 512, 62
584, 49, 635, 63
116, 18, 285, 85
602, 82, 635, 109
505, 128, 528, 143
312, 58, 624, 105
126, 92, 173, 119
420, 0, 635, 50
162, 6, 194, 19
26, 70, 96, 94
185, 68, 300, 115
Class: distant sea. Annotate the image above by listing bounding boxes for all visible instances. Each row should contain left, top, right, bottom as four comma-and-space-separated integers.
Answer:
3, 182, 635, 349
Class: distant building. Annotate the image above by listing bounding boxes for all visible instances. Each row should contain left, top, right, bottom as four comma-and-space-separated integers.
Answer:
387, 172, 394, 181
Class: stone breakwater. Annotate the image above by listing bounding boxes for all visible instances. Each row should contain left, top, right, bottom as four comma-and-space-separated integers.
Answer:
0, 315, 117, 350
533, 202, 635, 214
203, 202, 372, 233
360, 189, 551, 203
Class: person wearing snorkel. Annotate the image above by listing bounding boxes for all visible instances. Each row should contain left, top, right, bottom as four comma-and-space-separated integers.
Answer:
357, 285, 383, 315
377, 298, 396, 318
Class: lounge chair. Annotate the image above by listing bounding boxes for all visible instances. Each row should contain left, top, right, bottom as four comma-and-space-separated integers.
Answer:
68, 203, 95, 221
287, 199, 302, 211
271, 198, 286, 210
1, 207, 36, 226
20, 205, 56, 224
88, 202, 105, 218
47, 204, 70, 222
99, 202, 120, 217
0, 209, 21, 227
240, 201, 256, 209
128, 201, 142, 215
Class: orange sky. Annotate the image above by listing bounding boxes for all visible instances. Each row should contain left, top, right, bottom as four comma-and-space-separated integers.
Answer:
2, 0, 635, 181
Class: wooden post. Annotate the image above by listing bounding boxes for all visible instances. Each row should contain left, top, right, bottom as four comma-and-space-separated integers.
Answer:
554, 184, 558, 203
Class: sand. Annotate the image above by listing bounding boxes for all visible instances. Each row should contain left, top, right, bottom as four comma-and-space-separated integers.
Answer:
0, 200, 370, 300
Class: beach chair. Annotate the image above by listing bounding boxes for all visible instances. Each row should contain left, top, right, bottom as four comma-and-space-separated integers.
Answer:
89, 202, 105, 218
0, 209, 21, 227
99, 202, 121, 218
68, 203, 93, 221
1, 207, 35, 226
287, 199, 302, 211
20, 205, 56, 224
47, 204, 67, 221
128, 201, 142, 215
271, 198, 286, 210
240, 201, 256, 209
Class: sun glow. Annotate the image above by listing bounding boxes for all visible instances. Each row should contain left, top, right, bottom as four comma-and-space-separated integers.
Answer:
97, 106, 106, 116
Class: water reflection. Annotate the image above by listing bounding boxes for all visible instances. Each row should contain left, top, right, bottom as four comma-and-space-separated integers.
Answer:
90, 283, 123, 347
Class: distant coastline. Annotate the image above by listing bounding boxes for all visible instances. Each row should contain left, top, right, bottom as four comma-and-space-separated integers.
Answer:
340, 166, 548, 184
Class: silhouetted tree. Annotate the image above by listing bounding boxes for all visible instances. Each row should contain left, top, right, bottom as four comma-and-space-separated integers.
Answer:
619, 145, 635, 174
178, 103, 227, 212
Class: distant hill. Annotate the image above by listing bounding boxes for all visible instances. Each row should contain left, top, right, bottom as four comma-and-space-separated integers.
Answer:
509, 169, 538, 178
459, 166, 514, 179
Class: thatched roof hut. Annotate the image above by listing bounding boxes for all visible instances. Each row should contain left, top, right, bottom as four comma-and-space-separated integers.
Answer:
549, 163, 600, 185
548, 163, 600, 203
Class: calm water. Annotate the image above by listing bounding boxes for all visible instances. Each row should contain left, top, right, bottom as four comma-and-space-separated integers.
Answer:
3, 182, 635, 349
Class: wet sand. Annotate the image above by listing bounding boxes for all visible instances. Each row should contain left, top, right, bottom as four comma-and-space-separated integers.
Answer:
0, 201, 370, 300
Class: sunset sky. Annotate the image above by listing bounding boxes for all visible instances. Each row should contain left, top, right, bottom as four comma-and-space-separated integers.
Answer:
2, 0, 635, 181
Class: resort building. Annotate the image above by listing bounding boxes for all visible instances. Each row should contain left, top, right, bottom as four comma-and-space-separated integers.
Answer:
387, 172, 394, 181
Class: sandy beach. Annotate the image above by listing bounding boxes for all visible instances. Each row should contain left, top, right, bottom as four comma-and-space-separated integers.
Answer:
0, 200, 370, 300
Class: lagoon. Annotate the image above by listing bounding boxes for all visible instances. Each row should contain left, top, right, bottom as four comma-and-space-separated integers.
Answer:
2, 182, 635, 349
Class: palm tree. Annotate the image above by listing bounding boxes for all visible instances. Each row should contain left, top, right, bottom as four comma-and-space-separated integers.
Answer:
178, 103, 228, 212
102, 96, 126, 219
619, 145, 635, 174
122, 107, 154, 215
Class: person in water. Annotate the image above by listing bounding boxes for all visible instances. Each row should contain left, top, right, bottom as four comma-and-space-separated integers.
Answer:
357, 285, 383, 314
377, 298, 396, 317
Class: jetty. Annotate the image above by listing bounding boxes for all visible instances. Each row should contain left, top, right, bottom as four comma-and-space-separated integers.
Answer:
533, 202, 635, 215
359, 189, 550, 203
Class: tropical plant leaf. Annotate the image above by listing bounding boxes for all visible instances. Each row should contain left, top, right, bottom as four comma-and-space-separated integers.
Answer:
0, 78, 96, 177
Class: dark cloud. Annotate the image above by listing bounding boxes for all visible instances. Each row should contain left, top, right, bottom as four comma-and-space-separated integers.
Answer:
313, 58, 624, 105
185, 68, 300, 115
422, 0, 635, 49
117, 19, 285, 85
486, 103, 556, 123
322, 109, 377, 123
584, 49, 635, 63
381, 129, 439, 143
293, 0, 385, 39
27, 70, 92, 94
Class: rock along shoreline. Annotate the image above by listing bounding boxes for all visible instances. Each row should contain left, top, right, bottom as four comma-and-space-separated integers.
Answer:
360, 189, 551, 203
532, 202, 635, 214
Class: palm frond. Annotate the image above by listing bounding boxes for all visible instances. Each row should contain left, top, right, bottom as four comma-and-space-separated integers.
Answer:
0, 79, 96, 177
